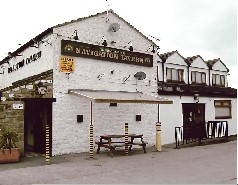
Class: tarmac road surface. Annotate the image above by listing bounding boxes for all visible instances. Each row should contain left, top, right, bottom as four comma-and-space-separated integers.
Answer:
0, 140, 236, 184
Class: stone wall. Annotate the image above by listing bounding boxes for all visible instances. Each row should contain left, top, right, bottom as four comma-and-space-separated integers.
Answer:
0, 70, 53, 155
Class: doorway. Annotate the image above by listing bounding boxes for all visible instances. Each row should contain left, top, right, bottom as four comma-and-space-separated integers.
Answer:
182, 103, 205, 140
24, 99, 53, 155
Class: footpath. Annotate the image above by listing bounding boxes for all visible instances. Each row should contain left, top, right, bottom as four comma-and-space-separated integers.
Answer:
0, 138, 237, 184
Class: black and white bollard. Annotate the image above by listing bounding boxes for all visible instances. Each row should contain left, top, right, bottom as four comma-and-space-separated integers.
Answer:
124, 123, 129, 156
45, 124, 50, 164
89, 124, 94, 159
156, 122, 162, 151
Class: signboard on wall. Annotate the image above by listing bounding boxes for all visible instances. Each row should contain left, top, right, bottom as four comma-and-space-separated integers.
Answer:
60, 56, 74, 72
12, 103, 24, 109
61, 40, 153, 67
8, 51, 42, 73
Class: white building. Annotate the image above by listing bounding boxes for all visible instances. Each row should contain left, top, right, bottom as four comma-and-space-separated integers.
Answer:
0, 10, 236, 156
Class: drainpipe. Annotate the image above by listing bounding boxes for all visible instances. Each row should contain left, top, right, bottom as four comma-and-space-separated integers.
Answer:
162, 59, 165, 83
187, 63, 190, 85
208, 69, 211, 86
157, 65, 160, 123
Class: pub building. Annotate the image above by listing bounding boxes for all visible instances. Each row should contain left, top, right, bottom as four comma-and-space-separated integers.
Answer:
0, 10, 236, 156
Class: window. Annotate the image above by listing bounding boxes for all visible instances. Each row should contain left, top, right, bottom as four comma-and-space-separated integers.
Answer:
214, 100, 231, 119
166, 68, 184, 82
212, 74, 225, 86
191, 71, 206, 84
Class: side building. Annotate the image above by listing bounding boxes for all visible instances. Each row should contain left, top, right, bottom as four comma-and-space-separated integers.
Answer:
158, 51, 237, 144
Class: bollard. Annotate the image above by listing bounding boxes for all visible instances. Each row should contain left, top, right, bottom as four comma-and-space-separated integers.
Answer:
124, 123, 129, 155
89, 124, 94, 159
156, 122, 162, 151
45, 124, 50, 164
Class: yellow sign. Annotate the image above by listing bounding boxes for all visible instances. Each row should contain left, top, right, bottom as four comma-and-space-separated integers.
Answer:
60, 56, 74, 72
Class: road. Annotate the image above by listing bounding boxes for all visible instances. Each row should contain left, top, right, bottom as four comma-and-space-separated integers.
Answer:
0, 140, 236, 184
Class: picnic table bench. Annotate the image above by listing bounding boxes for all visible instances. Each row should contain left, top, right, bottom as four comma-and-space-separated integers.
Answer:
95, 134, 147, 157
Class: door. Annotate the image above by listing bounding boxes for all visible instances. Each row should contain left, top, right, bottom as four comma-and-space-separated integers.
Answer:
182, 103, 205, 140
24, 99, 53, 154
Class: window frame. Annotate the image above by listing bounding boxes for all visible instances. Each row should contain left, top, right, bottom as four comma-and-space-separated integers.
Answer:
166, 68, 184, 83
214, 100, 232, 119
212, 74, 225, 87
191, 71, 206, 85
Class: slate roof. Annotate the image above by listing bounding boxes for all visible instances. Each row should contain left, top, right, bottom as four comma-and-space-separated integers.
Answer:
206, 58, 229, 72
159, 50, 177, 60
185, 55, 204, 64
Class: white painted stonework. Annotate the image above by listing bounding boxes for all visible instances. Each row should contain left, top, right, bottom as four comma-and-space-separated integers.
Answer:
51, 12, 161, 155
160, 96, 237, 144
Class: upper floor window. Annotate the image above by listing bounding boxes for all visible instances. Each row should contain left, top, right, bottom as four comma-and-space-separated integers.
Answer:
212, 74, 225, 86
166, 68, 184, 83
191, 71, 206, 84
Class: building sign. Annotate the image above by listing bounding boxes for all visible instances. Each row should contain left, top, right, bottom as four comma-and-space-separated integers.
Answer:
60, 56, 74, 72
61, 40, 153, 67
12, 103, 24, 109
8, 51, 42, 73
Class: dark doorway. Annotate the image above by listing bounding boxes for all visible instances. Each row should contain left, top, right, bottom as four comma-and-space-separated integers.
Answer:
24, 98, 54, 155
182, 103, 205, 140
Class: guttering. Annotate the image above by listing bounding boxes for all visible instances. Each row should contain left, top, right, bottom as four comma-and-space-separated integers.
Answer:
0, 28, 53, 65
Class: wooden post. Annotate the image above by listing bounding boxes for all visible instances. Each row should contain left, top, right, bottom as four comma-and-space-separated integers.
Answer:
156, 122, 161, 151
89, 101, 94, 159
45, 124, 50, 164
124, 123, 129, 155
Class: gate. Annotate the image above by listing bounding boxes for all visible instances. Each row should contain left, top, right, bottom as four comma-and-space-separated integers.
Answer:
175, 121, 228, 148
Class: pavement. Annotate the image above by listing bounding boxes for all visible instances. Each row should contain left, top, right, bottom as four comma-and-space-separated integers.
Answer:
0, 138, 237, 185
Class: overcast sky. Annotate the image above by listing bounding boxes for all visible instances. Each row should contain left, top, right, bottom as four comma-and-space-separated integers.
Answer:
0, 0, 237, 88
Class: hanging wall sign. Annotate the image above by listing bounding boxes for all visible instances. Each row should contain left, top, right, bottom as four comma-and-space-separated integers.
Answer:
60, 56, 74, 72
61, 40, 153, 67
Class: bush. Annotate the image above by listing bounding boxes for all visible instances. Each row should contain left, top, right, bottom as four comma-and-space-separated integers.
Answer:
0, 127, 18, 150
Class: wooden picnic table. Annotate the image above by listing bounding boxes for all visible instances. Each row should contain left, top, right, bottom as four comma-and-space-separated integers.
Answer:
95, 134, 147, 157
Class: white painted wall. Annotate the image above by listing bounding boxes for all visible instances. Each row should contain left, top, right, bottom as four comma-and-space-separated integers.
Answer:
159, 95, 237, 145
51, 12, 162, 155
190, 57, 208, 69
212, 60, 228, 72
0, 34, 54, 89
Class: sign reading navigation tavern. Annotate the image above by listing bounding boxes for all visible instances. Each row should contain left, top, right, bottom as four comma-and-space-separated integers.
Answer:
61, 40, 153, 67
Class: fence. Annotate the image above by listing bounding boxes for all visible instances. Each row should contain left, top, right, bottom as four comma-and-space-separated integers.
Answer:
175, 121, 228, 148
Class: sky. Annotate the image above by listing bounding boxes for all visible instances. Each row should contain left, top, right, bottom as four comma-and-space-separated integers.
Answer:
0, 0, 237, 88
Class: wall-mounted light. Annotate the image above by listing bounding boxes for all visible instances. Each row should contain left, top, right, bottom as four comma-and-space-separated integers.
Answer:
30, 38, 39, 48
73, 30, 79, 40
129, 45, 133, 51
127, 41, 133, 51
102, 40, 107, 47
30, 45, 38, 48
194, 93, 199, 103
8, 52, 12, 57
156, 46, 160, 54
